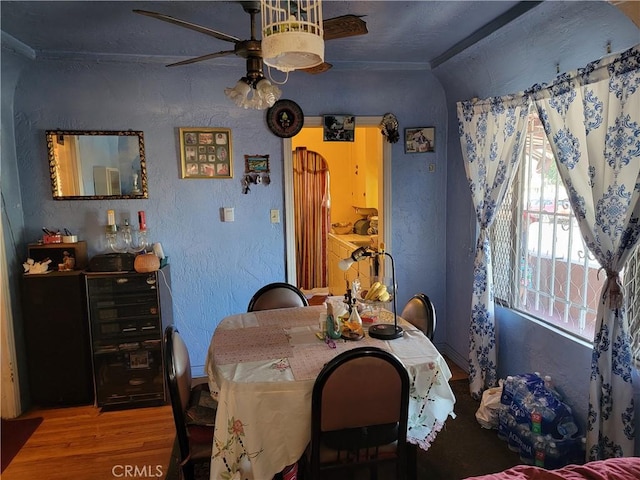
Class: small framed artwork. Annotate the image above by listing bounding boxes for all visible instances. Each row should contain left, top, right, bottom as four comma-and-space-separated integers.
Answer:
245, 155, 270, 173
323, 115, 355, 142
179, 127, 233, 178
405, 127, 435, 153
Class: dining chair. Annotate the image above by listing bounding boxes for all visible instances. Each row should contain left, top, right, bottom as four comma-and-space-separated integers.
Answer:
305, 346, 411, 480
164, 325, 217, 480
400, 293, 437, 340
247, 282, 309, 312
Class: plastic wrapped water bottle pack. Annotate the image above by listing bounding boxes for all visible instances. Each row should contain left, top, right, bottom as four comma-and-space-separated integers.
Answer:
495, 373, 585, 469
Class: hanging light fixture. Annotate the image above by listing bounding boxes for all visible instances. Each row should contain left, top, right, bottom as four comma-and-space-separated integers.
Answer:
260, 0, 324, 73
218, 3, 279, 110
224, 49, 282, 110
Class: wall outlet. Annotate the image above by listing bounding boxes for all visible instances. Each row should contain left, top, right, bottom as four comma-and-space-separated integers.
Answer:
270, 209, 280, 224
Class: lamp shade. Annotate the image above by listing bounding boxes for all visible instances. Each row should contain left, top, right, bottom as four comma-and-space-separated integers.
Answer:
338, 247, 369, 271
261, 0, 324, 73
338, 258, 354, 271
224, 77, 281, 110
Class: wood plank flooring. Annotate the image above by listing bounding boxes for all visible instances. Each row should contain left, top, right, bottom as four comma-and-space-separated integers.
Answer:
2, 357, 466, 480
1, 404, 175, 480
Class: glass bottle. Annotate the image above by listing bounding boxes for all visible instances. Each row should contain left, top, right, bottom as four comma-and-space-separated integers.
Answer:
325, 302, 342, 339
347, 299, 364, 338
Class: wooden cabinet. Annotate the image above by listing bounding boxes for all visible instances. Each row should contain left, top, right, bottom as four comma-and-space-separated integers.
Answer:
85, 266, 172, 408
21, 271, 94, 407
328, 235, 344, 296
328, 235, 372, 296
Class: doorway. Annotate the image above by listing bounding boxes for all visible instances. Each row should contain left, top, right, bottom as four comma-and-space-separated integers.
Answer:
283, 116, 391, 290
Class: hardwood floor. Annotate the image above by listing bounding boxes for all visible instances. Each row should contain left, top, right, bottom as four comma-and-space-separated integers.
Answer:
3, 357, 466, 480
2, 404, 175, 480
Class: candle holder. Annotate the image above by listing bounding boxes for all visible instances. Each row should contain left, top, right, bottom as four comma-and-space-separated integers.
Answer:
105, 221, 149, 254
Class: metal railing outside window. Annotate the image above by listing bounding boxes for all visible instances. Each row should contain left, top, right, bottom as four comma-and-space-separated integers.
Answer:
490, 112, 639, 347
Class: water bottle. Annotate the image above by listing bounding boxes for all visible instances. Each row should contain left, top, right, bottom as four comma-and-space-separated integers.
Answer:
531, 410, 542, 435
537, 402, 557, 434
534, 435, 546, 467
497, 405, 509, 441
512, 378, 531, 404
501, 375, 515, 406
557, 415, 579, 439
510, 380, 534, 424
507, 415, 520, 452
544, 375, 562, 400
518, 426, 534, 465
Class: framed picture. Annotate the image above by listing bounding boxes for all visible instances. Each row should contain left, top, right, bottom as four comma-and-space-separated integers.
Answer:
405, 127, 435, 153
245, 155, 270, 173
179, 127, 233, 178
323, 115, 355, 142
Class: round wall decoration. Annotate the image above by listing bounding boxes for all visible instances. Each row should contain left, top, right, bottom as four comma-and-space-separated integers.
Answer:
266, 99, 304, 138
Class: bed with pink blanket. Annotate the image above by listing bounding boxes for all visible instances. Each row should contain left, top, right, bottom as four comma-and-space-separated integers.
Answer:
464, 457, 640, 480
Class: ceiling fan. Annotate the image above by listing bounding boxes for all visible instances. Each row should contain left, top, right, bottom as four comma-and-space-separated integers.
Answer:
133, 1, 368, 77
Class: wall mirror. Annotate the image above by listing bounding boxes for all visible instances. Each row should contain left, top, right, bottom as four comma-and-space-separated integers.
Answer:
46, 130, 148, 200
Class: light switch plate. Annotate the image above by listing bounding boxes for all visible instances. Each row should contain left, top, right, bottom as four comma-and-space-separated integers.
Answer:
270, 209, 280, 224
223, 207, 235, 222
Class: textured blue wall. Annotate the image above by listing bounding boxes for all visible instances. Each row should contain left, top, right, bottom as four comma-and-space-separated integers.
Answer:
8, 58, 447, 373
3, 1, 639, 442
432, 0, 639, 449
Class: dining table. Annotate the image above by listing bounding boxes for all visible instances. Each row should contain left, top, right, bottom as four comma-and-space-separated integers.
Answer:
205, 301, 457, 480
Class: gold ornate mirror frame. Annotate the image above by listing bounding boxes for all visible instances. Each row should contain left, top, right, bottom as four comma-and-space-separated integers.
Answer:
47, 130, 148, 200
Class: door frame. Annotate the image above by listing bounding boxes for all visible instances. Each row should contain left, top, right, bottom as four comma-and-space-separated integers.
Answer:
283, 116, 392, 286
1, 221, 22, 418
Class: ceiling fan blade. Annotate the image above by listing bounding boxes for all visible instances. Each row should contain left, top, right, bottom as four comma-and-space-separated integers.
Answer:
301, 62, 333, 74
133, 9, 241, 44
323, 15, 368, 40
166, 50, 236, 67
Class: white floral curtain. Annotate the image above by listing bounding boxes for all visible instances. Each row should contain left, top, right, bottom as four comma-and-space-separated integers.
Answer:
529, 45, 640, 459
457, 94, 531, 399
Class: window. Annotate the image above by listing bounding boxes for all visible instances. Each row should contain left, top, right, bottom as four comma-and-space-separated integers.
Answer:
626, 248, 640, 360
491, 112, 639, 345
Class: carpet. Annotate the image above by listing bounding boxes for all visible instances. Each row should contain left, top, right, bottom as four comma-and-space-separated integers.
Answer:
418, 379, 521, 479
1, 416, 43, 472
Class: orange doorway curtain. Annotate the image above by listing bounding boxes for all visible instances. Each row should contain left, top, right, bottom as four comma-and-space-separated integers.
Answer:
293, 147, 330, 290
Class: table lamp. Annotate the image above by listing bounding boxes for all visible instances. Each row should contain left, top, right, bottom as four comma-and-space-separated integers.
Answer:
338, 246, 403, 340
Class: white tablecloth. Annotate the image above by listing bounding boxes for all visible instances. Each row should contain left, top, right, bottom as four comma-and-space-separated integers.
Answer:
205, 304, 456, 480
